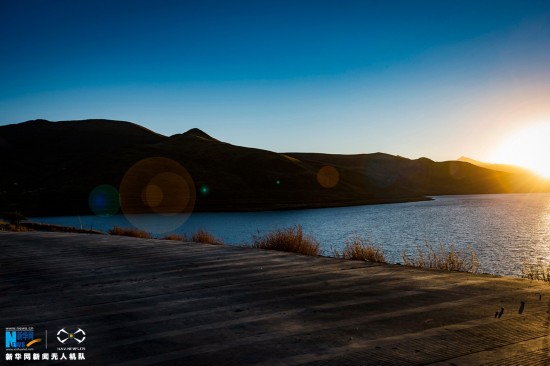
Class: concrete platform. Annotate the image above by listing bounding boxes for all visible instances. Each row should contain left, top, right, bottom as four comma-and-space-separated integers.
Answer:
1, 231, 550, 365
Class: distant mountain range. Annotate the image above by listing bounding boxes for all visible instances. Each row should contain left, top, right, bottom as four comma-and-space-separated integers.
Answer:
457, 156, 534, 175
1, 119, 549, 216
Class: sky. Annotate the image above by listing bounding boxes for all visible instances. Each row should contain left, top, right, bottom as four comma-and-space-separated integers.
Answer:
1, 0, 550, 162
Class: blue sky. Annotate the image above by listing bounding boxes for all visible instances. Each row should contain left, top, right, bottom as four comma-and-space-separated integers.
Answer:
1, 0, 549, 161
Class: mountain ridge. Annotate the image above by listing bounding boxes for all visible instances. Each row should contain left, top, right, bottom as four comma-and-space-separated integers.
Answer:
1, 119, 549, 216
457, 156, 534, 175
179, 127, 218, 141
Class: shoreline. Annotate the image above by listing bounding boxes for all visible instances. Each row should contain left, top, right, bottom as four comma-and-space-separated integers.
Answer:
0, 224, 524, 281
0, 221, 104, 234
10, 195, 432, 217
7, 193, 549, 280
15, 191, 550, 218
192, 195, 433, 213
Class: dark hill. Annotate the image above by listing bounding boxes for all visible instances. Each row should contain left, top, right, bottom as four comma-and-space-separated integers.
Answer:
1, 119, 163, 152
0, 119, 165, 215
287, 153, 548, 196
179, 127, 218, 141
1, 119, 549, 216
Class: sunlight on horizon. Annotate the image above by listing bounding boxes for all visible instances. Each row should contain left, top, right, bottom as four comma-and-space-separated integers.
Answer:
490, 122, 550, 179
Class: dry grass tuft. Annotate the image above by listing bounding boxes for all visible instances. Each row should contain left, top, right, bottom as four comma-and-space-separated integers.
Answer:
0, 223, 32, 232
162, 234, 187, 241
252, 225, 320, 256
402, 242, 480, 273
1, 221, 102, 234
522, 258, 550, 282
108, 226, 152, 239
192, 229, 223, 245
2, 211, 27, 225
337, 237, 386, 263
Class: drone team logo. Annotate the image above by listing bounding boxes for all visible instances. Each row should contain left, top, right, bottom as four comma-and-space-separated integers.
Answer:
57, 328, 86, 344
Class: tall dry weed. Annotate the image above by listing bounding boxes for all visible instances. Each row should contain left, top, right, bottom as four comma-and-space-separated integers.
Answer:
252, 225, 320, 256
402, 242, 480, 273
192, 229, 223, 245
336, 236, 386, 263
108, 226, 152, 239
162, 234, 188, 241
522, 257, 550, 282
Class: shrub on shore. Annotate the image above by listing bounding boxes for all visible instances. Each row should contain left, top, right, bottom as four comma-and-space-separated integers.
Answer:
192, 229, 223, 245
108, 226, 152, 239
402, 242, 480, 273
0, 221, 102, 234
1, 211, 27, 225
162, 234, 187, 241
522, 258, 550, 282
0, 222, 32, 232
252, 225, 320, 256
337, 236, 386, 263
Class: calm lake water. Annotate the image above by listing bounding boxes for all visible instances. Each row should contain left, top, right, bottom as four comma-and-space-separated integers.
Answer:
32, 193, 550, 277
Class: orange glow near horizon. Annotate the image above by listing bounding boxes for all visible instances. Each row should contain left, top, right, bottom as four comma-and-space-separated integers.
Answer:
490, 122, 550, 179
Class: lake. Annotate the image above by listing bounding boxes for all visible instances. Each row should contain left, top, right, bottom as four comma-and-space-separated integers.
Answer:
32, 193, 550, 277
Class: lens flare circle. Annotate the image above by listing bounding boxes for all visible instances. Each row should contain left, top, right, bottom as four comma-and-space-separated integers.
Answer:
317, 166, 340, 188
120, 157, 196, 233
88, 184, 120, 216
143, 184, 163, 208
199, 184, 210, 196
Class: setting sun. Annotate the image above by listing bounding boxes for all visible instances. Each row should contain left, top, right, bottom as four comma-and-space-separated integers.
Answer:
490, 123, 550, 179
